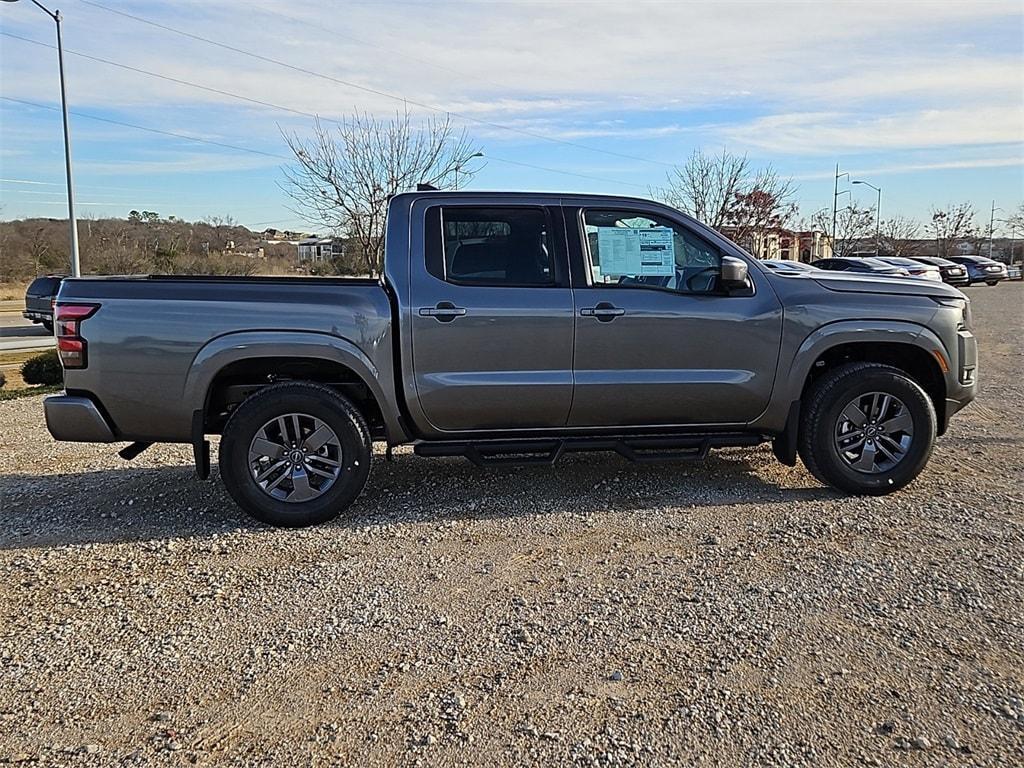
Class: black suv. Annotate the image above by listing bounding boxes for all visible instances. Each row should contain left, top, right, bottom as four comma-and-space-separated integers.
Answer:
23, 275, 64, 332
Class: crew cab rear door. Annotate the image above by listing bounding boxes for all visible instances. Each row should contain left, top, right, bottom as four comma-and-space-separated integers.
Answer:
407, 198, 574, 433
564, 203, 783, 427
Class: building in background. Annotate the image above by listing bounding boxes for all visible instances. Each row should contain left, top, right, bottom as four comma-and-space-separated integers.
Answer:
297, 237, 345, 262
720, 227, 832, 262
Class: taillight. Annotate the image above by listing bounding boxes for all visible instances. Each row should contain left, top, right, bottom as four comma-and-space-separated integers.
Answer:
55, 303, 99, 369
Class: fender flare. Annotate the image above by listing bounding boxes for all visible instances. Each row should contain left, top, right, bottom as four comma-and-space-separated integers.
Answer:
782, 320, 948, 403
183, 330, 407, 443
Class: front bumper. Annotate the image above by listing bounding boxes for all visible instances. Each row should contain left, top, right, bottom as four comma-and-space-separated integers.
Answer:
942, 329, 978, 430
44, 394, 117, 442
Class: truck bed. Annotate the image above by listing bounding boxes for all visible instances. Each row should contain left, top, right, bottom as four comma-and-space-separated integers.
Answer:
55, 275, 395, 442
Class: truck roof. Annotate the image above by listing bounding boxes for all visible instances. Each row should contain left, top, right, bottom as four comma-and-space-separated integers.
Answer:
392, 190, 668, 207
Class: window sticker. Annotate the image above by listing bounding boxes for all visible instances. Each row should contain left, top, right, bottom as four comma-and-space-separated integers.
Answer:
595, 227, 675, 277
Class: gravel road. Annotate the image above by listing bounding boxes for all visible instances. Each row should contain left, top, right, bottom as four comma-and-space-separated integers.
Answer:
1, 284, 1022, 767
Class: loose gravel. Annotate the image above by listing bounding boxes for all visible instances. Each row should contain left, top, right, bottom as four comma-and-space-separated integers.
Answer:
1, 284, 1022, 767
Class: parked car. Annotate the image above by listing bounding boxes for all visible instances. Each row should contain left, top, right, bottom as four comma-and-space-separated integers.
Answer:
947, 255, 1008, 286
22, 274, 64, 332
1007, 264, 1022, 281
905, 256, 970, 287
874, 257, 942, 281
811, 257, 909, 276
760, 260, 821, 273
44, 191, 977, 526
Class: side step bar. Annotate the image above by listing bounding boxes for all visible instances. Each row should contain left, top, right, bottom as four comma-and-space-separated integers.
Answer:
414, 433, 765, 467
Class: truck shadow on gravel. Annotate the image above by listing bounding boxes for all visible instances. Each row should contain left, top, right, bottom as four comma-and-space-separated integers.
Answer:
0, 448, 835, 550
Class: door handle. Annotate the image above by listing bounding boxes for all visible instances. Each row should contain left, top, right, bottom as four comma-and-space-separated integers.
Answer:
418, 302, 467, 322
580, 302, 625, 322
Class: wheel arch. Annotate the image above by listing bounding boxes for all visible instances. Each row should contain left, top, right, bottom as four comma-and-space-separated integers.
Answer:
184, 331, 408, 444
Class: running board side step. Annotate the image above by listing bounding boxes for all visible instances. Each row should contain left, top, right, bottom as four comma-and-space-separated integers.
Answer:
413, 434, 764, 467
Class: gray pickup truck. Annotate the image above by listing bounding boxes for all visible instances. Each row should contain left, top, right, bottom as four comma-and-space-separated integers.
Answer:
45, 191, 977, 526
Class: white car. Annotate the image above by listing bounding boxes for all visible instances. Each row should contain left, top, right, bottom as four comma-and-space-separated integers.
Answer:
875, 257, 943, 281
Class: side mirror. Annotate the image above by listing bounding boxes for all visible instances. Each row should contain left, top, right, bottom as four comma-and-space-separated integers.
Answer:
720, 255, 749, 289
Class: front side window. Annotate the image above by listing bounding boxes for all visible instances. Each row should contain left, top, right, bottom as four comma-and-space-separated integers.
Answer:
582, 209, 722, 294
426, 206, 554, 286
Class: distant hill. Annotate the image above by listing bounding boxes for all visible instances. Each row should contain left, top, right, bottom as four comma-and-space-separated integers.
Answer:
0, 214, 301, 281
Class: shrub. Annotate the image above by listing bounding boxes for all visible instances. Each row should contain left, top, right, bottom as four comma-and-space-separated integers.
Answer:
21, 349, 63, 386
0, 369, 6, 389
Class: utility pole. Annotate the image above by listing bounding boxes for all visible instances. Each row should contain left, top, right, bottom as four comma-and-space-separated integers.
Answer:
988, 201, 1000, 260
2, 0, 80, 277
831, 164, 849, 256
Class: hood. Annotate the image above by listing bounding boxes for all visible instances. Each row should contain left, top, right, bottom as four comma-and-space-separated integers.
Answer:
811, 272, 964, 299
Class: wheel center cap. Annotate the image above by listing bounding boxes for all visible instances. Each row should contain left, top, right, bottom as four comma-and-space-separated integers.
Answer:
289, 449, 304, 464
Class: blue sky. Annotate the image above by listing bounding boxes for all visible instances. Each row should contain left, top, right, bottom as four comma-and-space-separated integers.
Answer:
1, 0, 1022, 233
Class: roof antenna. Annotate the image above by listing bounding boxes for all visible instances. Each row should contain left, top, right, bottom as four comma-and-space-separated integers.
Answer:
416, 183, 439, 192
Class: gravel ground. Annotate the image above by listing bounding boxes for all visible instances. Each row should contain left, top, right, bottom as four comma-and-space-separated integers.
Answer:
1, 284, 1022, 767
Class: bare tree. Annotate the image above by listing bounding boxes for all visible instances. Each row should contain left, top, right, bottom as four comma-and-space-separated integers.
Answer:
929, 202, 977, 258
812, 203, 875, 258
878, 215, 921, 257
283, 110, 482, 276
655, 148, 749, 229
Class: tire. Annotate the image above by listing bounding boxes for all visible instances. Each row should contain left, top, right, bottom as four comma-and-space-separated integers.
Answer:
219, 382, 372, 527
798, 362, 936, 495
42, 320, 53, 333
986, 281, 997, 286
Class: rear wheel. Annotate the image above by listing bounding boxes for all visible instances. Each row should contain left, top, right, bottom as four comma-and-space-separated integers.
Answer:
219, 382, 372, 527
798, 363, 936, 495
42, 319, 53, 333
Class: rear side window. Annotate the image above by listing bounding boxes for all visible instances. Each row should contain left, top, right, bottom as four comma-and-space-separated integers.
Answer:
425, 207, 554, 286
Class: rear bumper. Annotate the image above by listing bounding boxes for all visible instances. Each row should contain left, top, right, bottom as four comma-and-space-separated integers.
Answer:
44, 394, 117, 442
23, 310, 51, 323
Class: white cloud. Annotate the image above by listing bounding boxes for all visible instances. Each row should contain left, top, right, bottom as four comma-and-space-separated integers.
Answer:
78, 151, 282, 176
792, 156, 1024, 180
722, 106, 1024, 154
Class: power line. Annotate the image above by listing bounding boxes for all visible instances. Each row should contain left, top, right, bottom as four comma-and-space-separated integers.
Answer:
2, 75, 644, 190
2, 31, 326, 123
482, 154, 647, 189
1, 95, 293, 161
74, 0, 677, 169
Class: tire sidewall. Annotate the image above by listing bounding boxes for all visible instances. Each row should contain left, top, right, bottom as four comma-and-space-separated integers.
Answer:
808, 369, 936, 495
219, 386, 371, 527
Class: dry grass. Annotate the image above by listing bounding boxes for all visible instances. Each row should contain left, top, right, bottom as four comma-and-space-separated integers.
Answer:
0, 282, 29, 302
0, 350, 47, 390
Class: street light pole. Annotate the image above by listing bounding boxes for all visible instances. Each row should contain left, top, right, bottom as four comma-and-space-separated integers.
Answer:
2, 0, 80, 277
453, 151, 484, 191
852, 179, 881, 257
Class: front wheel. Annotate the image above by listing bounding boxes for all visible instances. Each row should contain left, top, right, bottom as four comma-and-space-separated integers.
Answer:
798, 363, 936, 495
219, 382, 372, 527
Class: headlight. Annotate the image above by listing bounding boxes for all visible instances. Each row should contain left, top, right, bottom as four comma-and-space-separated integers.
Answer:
935, 297, 966, 309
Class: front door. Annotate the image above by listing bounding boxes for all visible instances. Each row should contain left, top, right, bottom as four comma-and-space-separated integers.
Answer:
566, 206, 783, 427
409, 204, 575, 433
